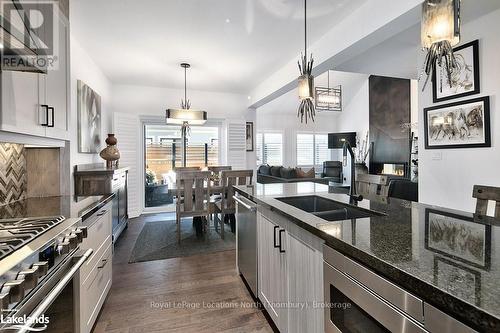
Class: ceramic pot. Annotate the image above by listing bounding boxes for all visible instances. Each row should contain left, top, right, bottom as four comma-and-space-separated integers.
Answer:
105, 133, 117, 145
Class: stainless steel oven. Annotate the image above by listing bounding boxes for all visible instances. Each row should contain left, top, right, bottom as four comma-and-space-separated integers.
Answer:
323, 245, 426, 333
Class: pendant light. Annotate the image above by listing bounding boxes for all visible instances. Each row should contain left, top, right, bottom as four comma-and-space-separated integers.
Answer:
420, 0, 461, 91
315, 70, 342, 112
166, 63, 207, 127
297, 0, 315, 124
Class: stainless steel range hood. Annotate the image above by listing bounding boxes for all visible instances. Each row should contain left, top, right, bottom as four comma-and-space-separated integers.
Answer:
0, 0, 47, 73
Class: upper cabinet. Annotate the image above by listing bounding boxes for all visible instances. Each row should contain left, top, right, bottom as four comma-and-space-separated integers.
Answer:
0, 5, 70, 140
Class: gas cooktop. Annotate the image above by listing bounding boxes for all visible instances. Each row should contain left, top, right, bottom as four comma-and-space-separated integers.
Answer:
0, 216, 65, 260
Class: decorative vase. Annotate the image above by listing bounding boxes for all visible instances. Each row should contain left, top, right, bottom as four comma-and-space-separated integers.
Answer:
354, 163, 368, 176
100, 134, 120, 168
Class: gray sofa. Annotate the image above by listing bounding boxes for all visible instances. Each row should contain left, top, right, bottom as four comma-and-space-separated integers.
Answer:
256, 164, 339, 185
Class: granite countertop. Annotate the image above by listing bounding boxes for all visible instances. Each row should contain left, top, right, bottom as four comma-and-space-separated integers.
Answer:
0, 194, 115, 222
234, 182, 500, 332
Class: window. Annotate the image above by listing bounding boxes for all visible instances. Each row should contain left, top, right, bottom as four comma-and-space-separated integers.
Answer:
256, 132, 283, 165
296, 133, 330, 166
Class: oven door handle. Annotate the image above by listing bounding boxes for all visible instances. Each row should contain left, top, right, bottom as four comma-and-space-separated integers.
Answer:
17, 249, 93, 333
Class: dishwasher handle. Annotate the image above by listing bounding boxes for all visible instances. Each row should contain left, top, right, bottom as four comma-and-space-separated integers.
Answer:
233, 195, 257, 212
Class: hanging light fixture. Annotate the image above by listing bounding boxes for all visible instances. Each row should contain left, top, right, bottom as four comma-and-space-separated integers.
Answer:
297, 0, 315, 124
315, 70, 342, 112
166, 63, 207, 167
420, 0, 461, 91
166, 63, 207, 127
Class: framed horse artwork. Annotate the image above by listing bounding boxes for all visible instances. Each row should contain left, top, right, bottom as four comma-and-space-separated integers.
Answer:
424, 96, 491, 149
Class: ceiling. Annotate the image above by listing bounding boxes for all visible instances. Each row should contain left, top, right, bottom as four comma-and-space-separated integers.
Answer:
70, 0, 368, 94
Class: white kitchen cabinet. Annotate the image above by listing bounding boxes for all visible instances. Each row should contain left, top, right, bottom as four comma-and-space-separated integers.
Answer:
287, 232, 324, 333
257, 208, 324, 333
42, 13, 70, 139
257, 212, 288, 332
76, 203, 113, 333
0, 6, 70, 140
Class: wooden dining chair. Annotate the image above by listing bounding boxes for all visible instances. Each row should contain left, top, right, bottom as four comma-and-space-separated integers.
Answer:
213, 170, 253, 239
356, 174, 390, 203
174, 166, 201, 173
175, 171, 211, 244
473, 185, 500, 218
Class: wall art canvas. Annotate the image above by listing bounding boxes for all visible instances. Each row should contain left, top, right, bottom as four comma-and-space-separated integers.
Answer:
433, 40, 480, 103
424, 96, 490, 149
246, 122, 254, 152
425, 209, 491, 269
77, 80, 102, 153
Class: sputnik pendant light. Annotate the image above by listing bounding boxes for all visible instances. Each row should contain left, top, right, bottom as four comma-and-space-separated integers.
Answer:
297, 0, 315, 124
420, 0, 461, 91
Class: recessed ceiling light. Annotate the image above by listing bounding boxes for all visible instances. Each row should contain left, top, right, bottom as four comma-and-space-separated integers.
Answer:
225, 18, 231, 23
247, 96, 251, 100
0, 43, 4, 49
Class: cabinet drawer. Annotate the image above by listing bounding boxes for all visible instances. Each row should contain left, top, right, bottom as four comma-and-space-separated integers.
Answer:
80, 243, 112, 333
80, 207, 112, 281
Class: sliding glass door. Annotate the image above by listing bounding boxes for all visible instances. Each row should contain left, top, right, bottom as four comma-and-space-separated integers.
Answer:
144, 124, 220, 210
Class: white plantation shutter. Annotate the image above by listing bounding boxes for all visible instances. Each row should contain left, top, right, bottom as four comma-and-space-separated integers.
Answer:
315, 134, 329, 166
263, 133, 283, 165
297, 134, 314, 166
227, 121, 246, 169
256, 132, 263, 166
113, 112, 141, 218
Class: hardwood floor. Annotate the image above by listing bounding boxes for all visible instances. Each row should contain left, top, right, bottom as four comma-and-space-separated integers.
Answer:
92, 213, 273, 333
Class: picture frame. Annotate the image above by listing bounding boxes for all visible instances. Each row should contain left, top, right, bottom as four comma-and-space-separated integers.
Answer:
424, 96, 491, 149
425, 208, 491, 270
77, 80, 102, 153
246, 122, 254, 152
433, 256, 481, 306
433, 40, 480, 103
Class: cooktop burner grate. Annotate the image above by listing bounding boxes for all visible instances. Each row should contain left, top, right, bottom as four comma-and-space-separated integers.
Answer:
0, 216, 65, 260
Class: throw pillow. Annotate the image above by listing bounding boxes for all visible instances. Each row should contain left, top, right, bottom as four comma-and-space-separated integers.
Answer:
296, 167, 306, 178
270, 166, 282, 177
280, 167, 297, 179
303, 168, 315, 178
258, 164, 271, 175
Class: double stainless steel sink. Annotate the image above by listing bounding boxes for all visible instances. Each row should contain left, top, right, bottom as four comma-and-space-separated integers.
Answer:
275, 195, 384, 221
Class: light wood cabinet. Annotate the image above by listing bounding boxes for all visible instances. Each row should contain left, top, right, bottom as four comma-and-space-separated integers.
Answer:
257, 208, 324, 333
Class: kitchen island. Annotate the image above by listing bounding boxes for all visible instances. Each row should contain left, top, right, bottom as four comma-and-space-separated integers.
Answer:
234, 182, 499, 332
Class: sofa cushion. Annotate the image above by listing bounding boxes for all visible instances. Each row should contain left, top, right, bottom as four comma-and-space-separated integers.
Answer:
258, 164, 271, 175
280, 167, 297, 179
270, 166, 283, 177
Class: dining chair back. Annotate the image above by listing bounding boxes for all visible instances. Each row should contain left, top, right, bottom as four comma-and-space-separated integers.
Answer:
356, 174, 390, 203
175, 171, 211, 243
174, 166, 201, 173
473, 185, 500, 218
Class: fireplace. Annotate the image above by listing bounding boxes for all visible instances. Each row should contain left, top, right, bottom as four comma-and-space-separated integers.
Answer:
370, 162, 408, 178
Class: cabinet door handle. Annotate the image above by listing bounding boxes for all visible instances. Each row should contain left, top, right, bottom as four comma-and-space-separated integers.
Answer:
47, 106, 55, 127
40, 105, 49, 126
279, 229, 285, 253
98, 259, 108, 269
273, 226, 279, 248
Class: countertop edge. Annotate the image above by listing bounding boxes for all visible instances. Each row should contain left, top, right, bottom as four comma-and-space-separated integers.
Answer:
79, 193, 115, 222
74, 167, 130, 176
234, 186, 500, 332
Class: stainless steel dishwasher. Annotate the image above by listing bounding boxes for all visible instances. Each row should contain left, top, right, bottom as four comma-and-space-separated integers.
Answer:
234, 193, 258, 298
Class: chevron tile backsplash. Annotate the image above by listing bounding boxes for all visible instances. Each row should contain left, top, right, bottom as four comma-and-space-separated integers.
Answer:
0, 143, 27, 206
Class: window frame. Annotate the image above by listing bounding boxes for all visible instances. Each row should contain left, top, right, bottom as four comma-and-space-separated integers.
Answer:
295, 131, 331, 167
256, 130, 284, 166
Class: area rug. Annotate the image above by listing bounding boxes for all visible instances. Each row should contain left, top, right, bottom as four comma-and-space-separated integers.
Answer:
129, 218, 235, 263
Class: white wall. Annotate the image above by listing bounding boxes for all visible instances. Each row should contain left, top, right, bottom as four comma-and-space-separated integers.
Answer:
69, 37, 112, 194
418, 8, 500, 212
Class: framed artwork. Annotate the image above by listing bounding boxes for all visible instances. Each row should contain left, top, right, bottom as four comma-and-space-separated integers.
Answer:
77, 80, 102, 153
425, 208, 491, 270
433, 40, 480, 103
433, 256, 481, 306
424, 96, 491, 149
246, 122, 254, 152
